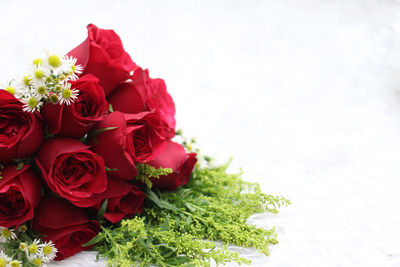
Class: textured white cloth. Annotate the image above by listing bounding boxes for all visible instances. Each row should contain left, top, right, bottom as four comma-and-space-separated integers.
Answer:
0, 0, 400, 266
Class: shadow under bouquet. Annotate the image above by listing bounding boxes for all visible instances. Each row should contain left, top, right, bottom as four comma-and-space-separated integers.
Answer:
0, 24, 290, 267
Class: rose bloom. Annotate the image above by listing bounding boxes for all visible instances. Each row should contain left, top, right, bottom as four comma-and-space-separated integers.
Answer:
41, 74, 109, 138
91, 111, 169, 180
0, 90, 44, 162
108, 68, 175, 137
0, 165, 41, 228
33, 195, 100, 261
94, 177, 146, 223
68, 24, 137, 96
148, 140, 197, 191
35, 138, 107, 207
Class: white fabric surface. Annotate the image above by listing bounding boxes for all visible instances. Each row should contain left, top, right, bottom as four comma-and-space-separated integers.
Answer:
1, 0, 400, 266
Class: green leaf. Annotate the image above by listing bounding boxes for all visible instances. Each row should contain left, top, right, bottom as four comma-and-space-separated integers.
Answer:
145, 189, 179, 211
98, 199, 108, 219
15, 162, 24, 171
82, 234, 104, 247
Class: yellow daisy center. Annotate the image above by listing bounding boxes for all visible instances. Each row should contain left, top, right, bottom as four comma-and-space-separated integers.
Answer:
32, 258, 42, 266
54, 85, 62, 92
19, 242, 27, 251
33, 58, 43, 66
10, 261, 20, 267
18, 225, 27, 232
34, 70, 44, 79
43, 245, 52, 255
24, 76, 31, 86
48, 55, 61, 68
45, 76, 53, 83
1, 228, 11, 239
62, 89, 72, 99
5, 87, 15, 95
27, 98, 38, 108
28, 244, 38, 254
37, 86, 46, 95
0, 259, 6, 267
50, 94, 59, 103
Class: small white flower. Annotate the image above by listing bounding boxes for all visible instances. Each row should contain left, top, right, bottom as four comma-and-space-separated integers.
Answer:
30, 257, 47, 267
9, 259, 22, 267
31, 64, 49, 86
1, 81, 24, 98
21, 94, 41, 112
62, 55, 82, 81
0, 251, 12, 267
19, 242, 28, 252
31, 82, 49, 100
44, 52, 65, 75
26, 239, 43, 259
15, 74, 33, 92
58, 82, 78, 105
39, 240, 58, 262
0, 227, 17, 242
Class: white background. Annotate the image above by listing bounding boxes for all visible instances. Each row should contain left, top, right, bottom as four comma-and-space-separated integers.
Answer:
1, 0, 400, 266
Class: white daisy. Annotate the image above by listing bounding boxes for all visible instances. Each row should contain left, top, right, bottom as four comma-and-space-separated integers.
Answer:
31, 64, 49, 86
9, 260, 22, 267
39, 241, 58, 262
62, 55, 82, 81
0, 251, 12, 267
30, 257, 47, 267
26, 239, 43, 259
44, 52, 65, 75
31, 82, 49, 100
15, 74, 33, 92
21, 94, 41, 112
0, 227, 17, 242
58, 82, 78, 105
19, 242, 28, 252
1, 82, 24, 98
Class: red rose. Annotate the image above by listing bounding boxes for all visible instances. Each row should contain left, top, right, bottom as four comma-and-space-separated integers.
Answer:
90, 111, 168, 180
33, 195, 100, 261
0, 165, 41, 228
148, 140, 197, 191
35, 138, 107, 207
94, 177, 145, 223
41, 74, 108, 138
108, 68, 176, 137
68, 24, 137, 96
0, 90, 44, 162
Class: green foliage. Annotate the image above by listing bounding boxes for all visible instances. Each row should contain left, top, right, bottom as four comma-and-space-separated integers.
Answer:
136, 164, 173, 188
90, 160, 290, 266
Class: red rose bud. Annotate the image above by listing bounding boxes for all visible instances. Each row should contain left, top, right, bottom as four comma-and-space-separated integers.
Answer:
148, 140, 197, 191
68, 24, 137, 96
35, 138, 107, 208
90, 111, 168, 180
0, 165, 41, 228
33, 195, 101, 261
41, 74, 109, 138
0, 90, 44, 162
108, 68, 176, 137
94, 177, 145, 223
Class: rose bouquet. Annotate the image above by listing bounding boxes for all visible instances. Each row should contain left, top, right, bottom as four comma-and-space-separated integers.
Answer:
0, 24, 290, 267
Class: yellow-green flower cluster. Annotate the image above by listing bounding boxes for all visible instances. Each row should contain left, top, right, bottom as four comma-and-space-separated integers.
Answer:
0, 227, 57, 267
3, 53, 82, 112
